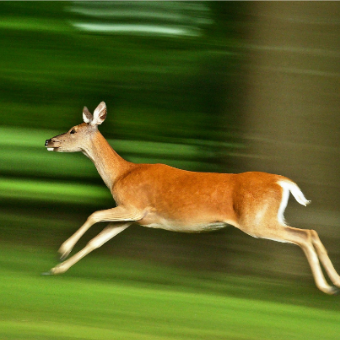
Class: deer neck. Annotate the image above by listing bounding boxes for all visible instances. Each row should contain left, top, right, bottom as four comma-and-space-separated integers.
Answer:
82, 132, 131, 190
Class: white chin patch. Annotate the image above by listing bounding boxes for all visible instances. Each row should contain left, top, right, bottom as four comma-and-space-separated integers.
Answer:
47, 148, 54, 151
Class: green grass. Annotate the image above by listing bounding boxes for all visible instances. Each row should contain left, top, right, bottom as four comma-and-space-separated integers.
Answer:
1, 243, 340, 340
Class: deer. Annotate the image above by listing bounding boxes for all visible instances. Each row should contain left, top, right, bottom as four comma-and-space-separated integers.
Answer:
44, 101, 340, 294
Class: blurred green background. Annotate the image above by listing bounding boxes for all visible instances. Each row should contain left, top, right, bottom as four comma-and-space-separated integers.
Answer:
1, 2, 340, 339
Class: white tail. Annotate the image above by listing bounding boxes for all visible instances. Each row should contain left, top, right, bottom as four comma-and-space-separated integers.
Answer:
276, 180, 311, 226
44, 102, 340, 295
278, 180, 311, 206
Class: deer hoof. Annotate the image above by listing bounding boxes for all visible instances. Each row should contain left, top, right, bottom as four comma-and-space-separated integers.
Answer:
41, 270, 53, 276
59, 250, 71, 261
42, 264, 67, 276
331, 287, 340, 295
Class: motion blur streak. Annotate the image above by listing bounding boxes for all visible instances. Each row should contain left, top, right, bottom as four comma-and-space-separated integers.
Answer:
1, 2, 340, 338
240, 2, 340, 276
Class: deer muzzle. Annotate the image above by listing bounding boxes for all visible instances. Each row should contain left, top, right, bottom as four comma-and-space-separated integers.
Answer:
45, 138, 60, 151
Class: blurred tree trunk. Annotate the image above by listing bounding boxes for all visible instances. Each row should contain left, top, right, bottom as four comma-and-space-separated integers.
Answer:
239, 2, 340, 277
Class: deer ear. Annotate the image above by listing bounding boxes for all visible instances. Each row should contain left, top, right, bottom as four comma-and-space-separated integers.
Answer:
83, 106, 93, 124
91, 101, 107, 126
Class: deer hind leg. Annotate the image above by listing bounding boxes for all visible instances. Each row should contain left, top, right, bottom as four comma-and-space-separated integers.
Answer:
309, 229, 340, 288
46, 222, 131, 275
236, 183, 338, 294
268, 225, 339, 295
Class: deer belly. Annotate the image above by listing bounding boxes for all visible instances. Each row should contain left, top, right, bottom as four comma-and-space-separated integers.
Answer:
140, 217, 226, 233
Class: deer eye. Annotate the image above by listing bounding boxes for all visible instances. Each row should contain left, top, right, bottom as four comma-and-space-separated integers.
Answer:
70, 129, 76, 134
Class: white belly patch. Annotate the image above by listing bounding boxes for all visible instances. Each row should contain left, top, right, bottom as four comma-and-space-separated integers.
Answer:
141, 221, 227, 233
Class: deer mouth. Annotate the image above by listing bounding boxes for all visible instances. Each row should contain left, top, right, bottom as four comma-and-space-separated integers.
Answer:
47, 147, 59, 151
45, 139, 60, 151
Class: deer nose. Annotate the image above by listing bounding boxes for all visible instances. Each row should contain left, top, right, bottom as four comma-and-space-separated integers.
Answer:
45, 139, 50, 146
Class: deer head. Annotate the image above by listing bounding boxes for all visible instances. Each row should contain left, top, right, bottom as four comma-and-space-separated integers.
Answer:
45, 102, 107, 153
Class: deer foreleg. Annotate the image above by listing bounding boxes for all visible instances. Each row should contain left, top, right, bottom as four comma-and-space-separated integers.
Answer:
46, 222, 131, 275
58, 206, 144, 260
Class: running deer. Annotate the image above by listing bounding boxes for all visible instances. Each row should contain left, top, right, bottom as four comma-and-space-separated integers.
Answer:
44, 101, 340, 294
